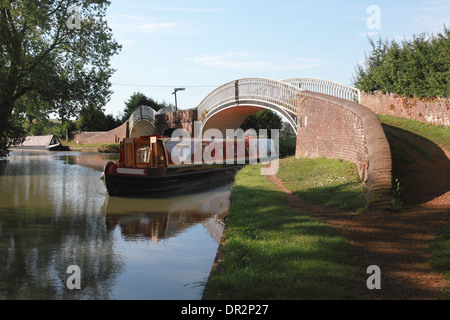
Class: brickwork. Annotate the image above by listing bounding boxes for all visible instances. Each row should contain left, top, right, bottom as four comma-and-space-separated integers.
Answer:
361, 91, 450, 126
155, 109, 198, 136
296, 92, 392, 212
73, 121, 128, 144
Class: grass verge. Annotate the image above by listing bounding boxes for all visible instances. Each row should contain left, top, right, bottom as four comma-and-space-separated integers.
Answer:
378, 115, 450, 151
202, 163, 359, 300
63, 141, 119, 153
277, 157, 367, 213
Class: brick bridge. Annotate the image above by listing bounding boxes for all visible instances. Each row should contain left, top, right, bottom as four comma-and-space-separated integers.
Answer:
75, 78, 391, 212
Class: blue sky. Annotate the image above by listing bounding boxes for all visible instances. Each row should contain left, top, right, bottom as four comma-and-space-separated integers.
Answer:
103, 0, 450, 117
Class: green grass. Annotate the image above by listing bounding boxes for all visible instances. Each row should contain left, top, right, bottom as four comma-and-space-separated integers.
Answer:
430, 227, 450, 300
64, 141, 119, 153
202, 163, 359, 300
378, 114, 450, 151
277, 157, 367, 213
97, 143, 120, 153
430, 226, 450, 299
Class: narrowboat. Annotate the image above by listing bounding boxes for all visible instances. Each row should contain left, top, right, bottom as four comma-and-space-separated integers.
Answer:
19, 135, 64, 151
103, 135, 273, 197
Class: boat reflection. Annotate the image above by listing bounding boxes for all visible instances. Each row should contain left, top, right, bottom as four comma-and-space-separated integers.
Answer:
102, 183, 231, 243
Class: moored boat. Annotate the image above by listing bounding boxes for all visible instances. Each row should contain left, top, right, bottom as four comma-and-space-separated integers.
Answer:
103, 135, 274, 197
16, 135, 64, 151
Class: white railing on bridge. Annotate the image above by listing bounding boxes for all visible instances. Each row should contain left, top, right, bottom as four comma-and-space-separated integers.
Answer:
197, 78, 302, 120
283, 78, 361, 103
197, 78, 361, 122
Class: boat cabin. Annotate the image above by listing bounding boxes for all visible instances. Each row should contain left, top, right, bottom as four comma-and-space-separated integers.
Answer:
117, 135, 267, 169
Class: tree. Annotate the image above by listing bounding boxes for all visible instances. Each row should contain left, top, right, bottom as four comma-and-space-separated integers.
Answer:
78, 105, 107, 132
78, 104, 121, 132
104, 114, 121, 131
0, 0, 121, 157
240, 109, 282, 132
121, 91, 172, 123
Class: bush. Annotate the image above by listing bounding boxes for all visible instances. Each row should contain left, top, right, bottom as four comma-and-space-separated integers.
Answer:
98, 143, 119, 153
353, 26, 449, 98
278, 134, 296, 158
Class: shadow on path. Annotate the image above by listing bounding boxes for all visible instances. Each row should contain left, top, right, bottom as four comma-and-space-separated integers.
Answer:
382, 124, 450, 208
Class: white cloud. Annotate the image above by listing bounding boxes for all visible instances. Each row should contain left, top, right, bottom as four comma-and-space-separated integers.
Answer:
108, 11, 190, 34
113, 14, 146, 21
139, 22, 181, 32
110, 20, 186, 33
191, 52, 329, 72
358, 31, 381, 38
293, 58, 328, 69
192, 52, 271, 71
118, 39, 134, 48
123, 5, 225, 13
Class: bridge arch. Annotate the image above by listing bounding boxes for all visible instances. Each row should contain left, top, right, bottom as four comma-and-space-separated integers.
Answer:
201, 101, 297, 136
128, 105, 157, 138
197, 78, 301, 136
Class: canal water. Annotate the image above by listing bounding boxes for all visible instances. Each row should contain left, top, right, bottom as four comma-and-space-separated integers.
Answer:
0, 149, 231, 300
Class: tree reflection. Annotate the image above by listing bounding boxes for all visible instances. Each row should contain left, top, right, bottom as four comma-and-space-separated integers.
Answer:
0, 207, 122, 299
0, 151, 123, 299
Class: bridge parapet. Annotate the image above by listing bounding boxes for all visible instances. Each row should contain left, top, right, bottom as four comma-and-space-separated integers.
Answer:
197, 78, 361, 127
283, 78, 361, 103
129, 105, 157, 129
197, 78, 301, 122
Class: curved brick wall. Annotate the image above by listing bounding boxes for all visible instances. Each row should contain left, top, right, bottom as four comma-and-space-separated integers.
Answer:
295, 92, 392, 212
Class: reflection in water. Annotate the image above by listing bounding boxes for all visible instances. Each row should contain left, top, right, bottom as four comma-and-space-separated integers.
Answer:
0, 149, 231, 300
103, 187, 229, 243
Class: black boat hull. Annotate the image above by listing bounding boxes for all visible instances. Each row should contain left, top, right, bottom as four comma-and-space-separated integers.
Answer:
103, 161, 241, 198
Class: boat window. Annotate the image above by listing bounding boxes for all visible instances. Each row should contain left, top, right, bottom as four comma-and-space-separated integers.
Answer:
138, 147, 150, 164
135, 138, 151, 167
157, 141, 166, 167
